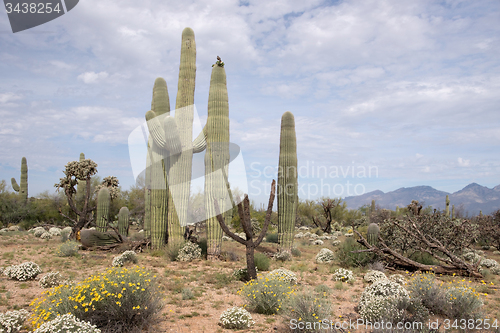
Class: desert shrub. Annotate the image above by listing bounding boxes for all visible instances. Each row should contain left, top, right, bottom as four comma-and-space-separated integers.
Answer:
442, 282, 484, 320
282, 292, 332, 332
491, 266, 500, 275
32, 313, 101, 333
39, 272, 66, 288
220, 251, 239, 262
254, 253, 270, 271
112, 250, 138, 267
312, 239, 324, 245
3, 261, 41, 281
274, 250, 292, 262
315, 248, 334, 264
239, 274, 295, 314
218, 307, 254, 329
30, 266, 163, 332
267, 268, 297, 285
336, 237, 376, 267
266, 233, 279, 243
388, 274, 406, 285
33, 227, 46, 238
314, 284, 331, 296
407, 272, 446, 316
60, 227, 72, 242
40, 232, 51, 240
0, 309, 29, 333
48, 227, 61, 237
480, 258, 498, 268
367, 261, 385, 272
181, 288, 194, 300
358, 279, 410, 322
165, 242, 184, 261
409, 251, 439, 265
363, 270, 387, 283
56, 240, 80, 257
197, 238, 208, 258
176, 242, 202, 262
332, 268, 354, 283
232, 268, 258, 282
291, 247, 301, 257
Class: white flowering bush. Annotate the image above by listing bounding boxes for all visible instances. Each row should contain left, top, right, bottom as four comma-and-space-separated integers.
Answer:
315, 248, 335, 264
332, 268, 354, 282
274, 250, 292, 262
222, 235, 232, 241
48, 227, 61, 237
219, 306, 254, 329
312, 239, 324, 245
491, 266, 500, 275
40, 232, 51, 240
33, 228, 45, 238
176, 242, 202, 262
39, 272, 66, 288
331, 240, 341, 246
364, 270, 387, 283
480, 258, 498, 268
112, 250, 138, 267
267, 268, 297, 285
3, 262, 41, 281
32, 313, 101, 333
294, 232, 304, 238
358, 279, 410, 322
232, 268, 258, 281
463, 251, 482, 263
389, 274, 406, 285
0, 309, 29, 333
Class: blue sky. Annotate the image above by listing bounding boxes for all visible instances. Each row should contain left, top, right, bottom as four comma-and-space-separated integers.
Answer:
1, 0, 499, 207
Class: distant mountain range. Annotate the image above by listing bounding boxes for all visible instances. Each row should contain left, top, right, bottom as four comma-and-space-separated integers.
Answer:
343, 183, 500, 216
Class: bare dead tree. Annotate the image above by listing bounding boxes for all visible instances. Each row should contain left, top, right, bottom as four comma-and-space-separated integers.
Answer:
214, 180, 276, 280
311, 198, 342, 234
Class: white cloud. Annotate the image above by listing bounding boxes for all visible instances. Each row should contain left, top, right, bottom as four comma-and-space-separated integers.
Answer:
458, 157, 470, 167
0, 92, 22, 105
77, 71, 109, 84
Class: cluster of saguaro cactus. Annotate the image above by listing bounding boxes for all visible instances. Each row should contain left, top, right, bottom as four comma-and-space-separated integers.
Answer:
145, 28, 216, 250
367, 222, 379, 245
96, 187, 110, 232
277, 111, 297, 252
118, 207, 129, 236
11, 157, 28, 202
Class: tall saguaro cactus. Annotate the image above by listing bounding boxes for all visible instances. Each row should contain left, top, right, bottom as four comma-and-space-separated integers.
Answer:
96, 187, 110, 232
11, 157, 28, 202
205, 59, 231, 260
277, 111, 297, 252
118, 207, 130, 236
445, 195, 450, 217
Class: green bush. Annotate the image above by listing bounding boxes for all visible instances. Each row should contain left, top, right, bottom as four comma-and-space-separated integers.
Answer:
336, 237, 376, 267
254, 253, 270, 271
291, 247, 301, 257
181, 288, 194, 300
56, 241, 80, 257
266, 233, 279, 243
239, 274, 295, 314
30, 266, 163, 332
407, 273, 446, 316
165, 242, 184, 261
409, 251, 439, 265
282, 291, 332, 332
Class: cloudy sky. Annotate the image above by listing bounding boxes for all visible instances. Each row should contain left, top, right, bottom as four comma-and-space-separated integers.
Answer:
1, 0, 499, 207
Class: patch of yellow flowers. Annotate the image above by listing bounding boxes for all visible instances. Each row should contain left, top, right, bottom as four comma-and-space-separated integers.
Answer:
30, 266, 156, 329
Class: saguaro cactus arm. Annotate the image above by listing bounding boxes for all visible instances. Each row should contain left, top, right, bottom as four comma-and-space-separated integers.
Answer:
11, 178, 20, 192
192, 126, 207, 153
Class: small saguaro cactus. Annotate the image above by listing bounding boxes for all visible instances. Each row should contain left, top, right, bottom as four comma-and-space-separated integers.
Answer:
11, 157, 28, 202
452, 204, 455, 219
118, 207, 130, 236
96, 187, 110, 232
277, 111, 297, 253
445, 195, 450, 217
367, 223, 380, 246
371, 200, 376, 214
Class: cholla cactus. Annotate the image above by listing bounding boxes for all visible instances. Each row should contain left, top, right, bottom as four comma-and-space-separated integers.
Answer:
315, 248, 334, 264
218, 307, 254, 329
177, 242, 202, 262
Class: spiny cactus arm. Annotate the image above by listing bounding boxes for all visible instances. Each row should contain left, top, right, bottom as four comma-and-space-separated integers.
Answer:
11, 178, 20, 192
145, 110, 167, 148
214, 199, 247, 245
239, 195, 254, 242
254, 180, 276, 246
192, 125, 207, 153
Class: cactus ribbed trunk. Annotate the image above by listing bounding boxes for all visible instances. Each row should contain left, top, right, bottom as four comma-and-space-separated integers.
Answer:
205, 64, 231, 260
144, 141, 152, 238
367, 222, 379, 246
445, 195, 450, 217
118, 207, 130, 236
277, 111, 297, 252
11, 157, 28, 202
167, 27, 196, 246
149, 78, 170, 249
452, 204, 455, 219
96, 187, 110, 232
